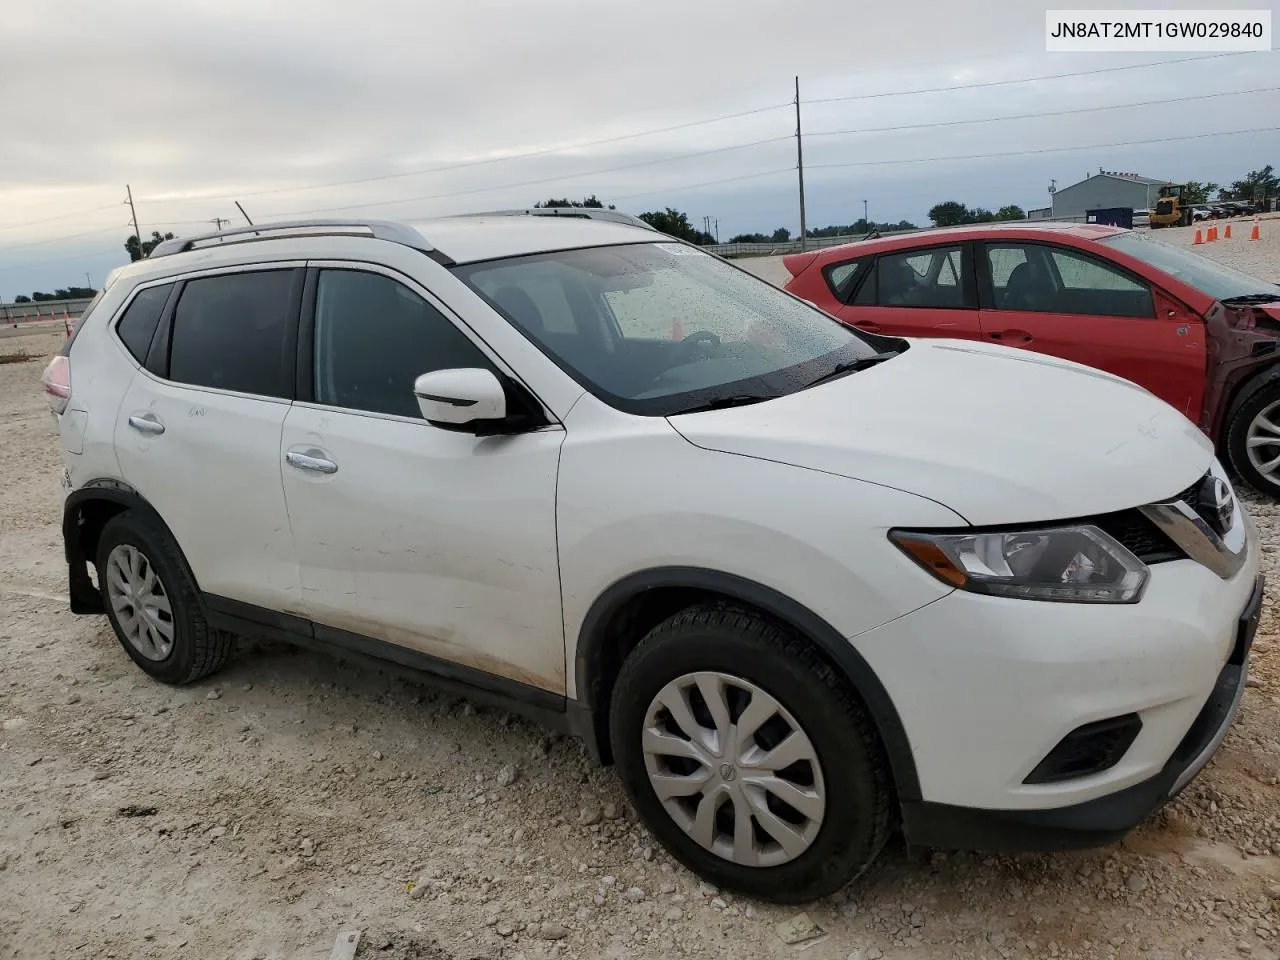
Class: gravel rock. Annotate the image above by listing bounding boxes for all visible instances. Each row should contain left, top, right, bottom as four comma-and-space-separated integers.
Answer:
1127, 873, 1149, 893
206, 689, 221, 701
299, 838, 315, 857
408, 883, 427, 900
538, 922, 568, 941
663, 907, 682, 922
624, 886, 646, 902
495, 921, 515, 937
496, 764, 518, 787
697, 881, 719, 898
579, 807, 602, 826
602, 802, 620, 820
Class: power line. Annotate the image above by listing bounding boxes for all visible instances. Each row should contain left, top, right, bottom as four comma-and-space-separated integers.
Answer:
0, 223, 128, 254
140, 102, 795, 206
275, 136, 793, 218
611, 167, 797, 202
808, 85, 1280, 139
0, 247, 124, 274
805, 50, 1271, 104
807, 125, 1280, 171
0, 202, 123, 233
137, 51, 1272, 211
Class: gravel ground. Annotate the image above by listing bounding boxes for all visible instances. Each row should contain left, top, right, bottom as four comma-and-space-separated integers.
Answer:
2, 232, 1280, 960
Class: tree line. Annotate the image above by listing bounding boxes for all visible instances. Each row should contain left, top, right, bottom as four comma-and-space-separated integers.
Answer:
12, 286, 97, 303
1179, 166, 1278, 204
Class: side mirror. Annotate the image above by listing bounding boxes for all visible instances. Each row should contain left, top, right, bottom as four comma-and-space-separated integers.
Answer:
414, 368, 507, 431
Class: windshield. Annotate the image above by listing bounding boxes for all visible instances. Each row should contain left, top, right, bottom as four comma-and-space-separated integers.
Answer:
1100, 232, 1279, 301
452, 242, 882, 415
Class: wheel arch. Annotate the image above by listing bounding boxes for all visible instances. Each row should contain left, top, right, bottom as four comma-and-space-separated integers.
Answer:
63, 480, 178, 614
572, 566, 922, 801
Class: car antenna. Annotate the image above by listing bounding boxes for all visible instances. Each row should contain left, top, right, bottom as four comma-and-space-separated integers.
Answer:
234, 201, 255, 226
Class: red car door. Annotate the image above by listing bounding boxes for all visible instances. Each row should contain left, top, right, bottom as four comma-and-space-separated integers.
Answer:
977, 241, 1206, 421
837, 243, 982, 340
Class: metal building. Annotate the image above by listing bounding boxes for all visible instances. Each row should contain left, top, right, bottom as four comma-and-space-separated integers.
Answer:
1050, 170, 1171, 219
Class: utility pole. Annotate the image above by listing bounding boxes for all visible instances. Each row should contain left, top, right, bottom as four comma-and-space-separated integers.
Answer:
714, 218, 719, 242
210, 216, 230, 232
863, 199, 869, 228
125, 184, 142, 247
84, 272, 92, 289
795, 76, 807, 252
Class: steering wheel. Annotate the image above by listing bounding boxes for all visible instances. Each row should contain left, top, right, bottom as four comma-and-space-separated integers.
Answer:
672, 330, 721, 363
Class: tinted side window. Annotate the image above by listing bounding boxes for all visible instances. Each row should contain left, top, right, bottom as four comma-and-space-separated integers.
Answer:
115, 284, 172, 362
987, 244, 1153, 318
169, 271, 296, 397
825, 259, 864, 301
313, 270, 493, 419
877, 246, 966, 308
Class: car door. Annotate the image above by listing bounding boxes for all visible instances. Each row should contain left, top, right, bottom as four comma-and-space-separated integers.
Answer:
977, 241, 1206, 420
113, 266, 305, 612
835, 243, 981, 340
279, 264, 567, 694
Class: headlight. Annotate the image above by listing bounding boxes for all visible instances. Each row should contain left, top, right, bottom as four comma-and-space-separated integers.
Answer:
890, 525, 1148, 603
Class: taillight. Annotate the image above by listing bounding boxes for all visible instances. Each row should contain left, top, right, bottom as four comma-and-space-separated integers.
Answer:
41, 355, 71, 414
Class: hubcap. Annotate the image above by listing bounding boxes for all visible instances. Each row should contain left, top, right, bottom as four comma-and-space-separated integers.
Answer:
1246, 400, 1280, 481
105, 544, 174, 661
641, 671, 826, 867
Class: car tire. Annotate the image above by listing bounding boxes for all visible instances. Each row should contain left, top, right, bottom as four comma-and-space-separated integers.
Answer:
95, 511, 234, 684
608, 604, 892, 903
1226, 373, 1280, 498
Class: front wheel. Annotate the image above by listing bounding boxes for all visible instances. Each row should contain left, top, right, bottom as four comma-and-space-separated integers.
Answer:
608, 605, 892, 903
1226, 377, 1280, 498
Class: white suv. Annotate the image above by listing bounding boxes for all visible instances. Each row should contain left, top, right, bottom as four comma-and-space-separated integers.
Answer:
44, 212, 1262, 902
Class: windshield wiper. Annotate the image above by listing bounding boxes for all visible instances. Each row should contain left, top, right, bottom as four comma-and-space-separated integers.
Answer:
1222, 293, 1280, 305
672, 394, 772, 415
804, 351, 900, 388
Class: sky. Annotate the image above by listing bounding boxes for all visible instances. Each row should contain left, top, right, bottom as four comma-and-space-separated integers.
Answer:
0, 0, 1277, 298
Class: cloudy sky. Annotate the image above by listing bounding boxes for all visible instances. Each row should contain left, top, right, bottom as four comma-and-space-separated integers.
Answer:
1, 0, 1276, 297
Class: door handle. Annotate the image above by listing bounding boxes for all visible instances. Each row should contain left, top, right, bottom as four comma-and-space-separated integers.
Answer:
127, 413, 165, 435
285, 449, 338, 475
988, 329, 1034, 345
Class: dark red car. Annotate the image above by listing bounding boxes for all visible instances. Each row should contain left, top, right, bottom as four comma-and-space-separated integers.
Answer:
784, 222, 1280, 495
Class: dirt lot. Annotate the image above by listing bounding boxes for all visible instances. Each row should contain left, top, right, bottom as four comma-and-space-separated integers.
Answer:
3, 227, 1280, 960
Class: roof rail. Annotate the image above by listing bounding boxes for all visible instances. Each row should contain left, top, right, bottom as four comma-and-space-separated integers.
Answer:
146, 219, 439, 259
451, 207, 657, 231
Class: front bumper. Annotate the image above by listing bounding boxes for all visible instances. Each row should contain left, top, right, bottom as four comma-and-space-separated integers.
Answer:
899, 574, 1263, 852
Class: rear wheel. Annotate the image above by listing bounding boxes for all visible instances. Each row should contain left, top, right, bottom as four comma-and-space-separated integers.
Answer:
96, 512, 234, 683
608, 604, 892, 903
1226, 376, 1280, 498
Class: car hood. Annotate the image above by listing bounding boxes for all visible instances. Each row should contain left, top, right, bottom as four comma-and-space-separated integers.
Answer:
669, 339, 1213, 526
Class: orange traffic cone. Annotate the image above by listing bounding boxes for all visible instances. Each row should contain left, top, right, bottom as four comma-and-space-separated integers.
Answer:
1193, 227, 1204, 244
1249, 217, 1261, 241
1224, 223, 1232, 239
1206, 224, 1218, 242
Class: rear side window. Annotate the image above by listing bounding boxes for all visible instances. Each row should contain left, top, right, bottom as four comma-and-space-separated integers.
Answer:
825, 259, 865, 301
876, 246, 966, 308
114, 285, 172, 362
169, 271, 297, 398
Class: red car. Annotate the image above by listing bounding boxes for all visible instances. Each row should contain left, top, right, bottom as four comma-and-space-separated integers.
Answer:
784, 222, 1280, 495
